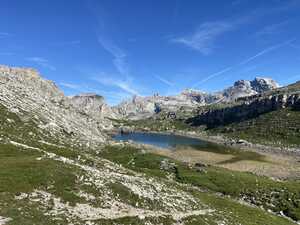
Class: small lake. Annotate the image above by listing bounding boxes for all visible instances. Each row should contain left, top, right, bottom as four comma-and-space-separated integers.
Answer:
113, 132, 265, 163
114, 132, 212, 149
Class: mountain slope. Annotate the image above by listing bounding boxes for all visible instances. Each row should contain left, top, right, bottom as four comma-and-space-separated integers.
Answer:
209, 107, 300, 147
0, 65, 298, 224
0, 65, 109, 146
0, 102, 298, 224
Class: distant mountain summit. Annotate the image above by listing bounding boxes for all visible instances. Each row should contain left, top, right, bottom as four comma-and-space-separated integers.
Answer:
221, 77, 279, 102
69, 93, 119, 119
0, 64, 280, 126
113, 77, 280, 119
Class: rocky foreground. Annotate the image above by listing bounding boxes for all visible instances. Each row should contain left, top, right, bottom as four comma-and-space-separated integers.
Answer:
0, 65, 299, 225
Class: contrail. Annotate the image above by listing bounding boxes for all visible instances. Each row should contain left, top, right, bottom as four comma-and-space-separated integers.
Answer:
239, 39, 296, 65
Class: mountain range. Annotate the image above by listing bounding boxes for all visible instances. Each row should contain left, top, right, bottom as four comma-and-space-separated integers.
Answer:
0, 64, 300, 224
72, 77, 280, 120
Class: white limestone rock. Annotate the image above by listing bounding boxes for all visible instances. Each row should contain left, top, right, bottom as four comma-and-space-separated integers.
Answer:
0, 65, 108, 145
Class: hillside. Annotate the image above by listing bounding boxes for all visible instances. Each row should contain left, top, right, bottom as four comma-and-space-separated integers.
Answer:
0, 65, 299, 224
0, 65, 110, 147
0, 102, 299, 224
209, 107, 300, 147
186, 81, 300, 148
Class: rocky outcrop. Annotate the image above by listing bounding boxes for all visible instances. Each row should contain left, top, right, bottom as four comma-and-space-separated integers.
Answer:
188, 93, 300, 128
114, 77, 279, 119
69, 93, 119, 120
220, 77, 279, 102
250, 77, 279, 93
0, 65, 109, 146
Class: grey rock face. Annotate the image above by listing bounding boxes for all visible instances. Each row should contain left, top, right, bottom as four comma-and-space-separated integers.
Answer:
188, 93, 300, 128
221, 77, 279, 102
250, 77, 279, 93
0, 65, 109, 146
69, 93, 119, 120
114, 77, 279, 119
113, 90, 211, 120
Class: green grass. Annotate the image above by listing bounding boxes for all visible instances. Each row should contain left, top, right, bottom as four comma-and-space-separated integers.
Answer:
210, 108, 300, 147
0, 144, 84, 205
92, 216, 176, 225
111, 117, 193, 132
100, 144, 300, 222
0, 142, 94, 224
0, 102, 298, 224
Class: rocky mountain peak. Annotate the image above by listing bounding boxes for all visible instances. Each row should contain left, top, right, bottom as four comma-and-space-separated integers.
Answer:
222, 77, 279, 101
75, 93, 104, 99
180, 88, 206, 96
250, 77, 279, 93
113, 77, 281, 119
70, 93, 119, 120
233, 80, 252, 88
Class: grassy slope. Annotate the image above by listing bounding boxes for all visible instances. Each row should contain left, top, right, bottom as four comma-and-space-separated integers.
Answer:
100, 145, 300, 222
209, 108, 300, 147
0, 103, 299, 224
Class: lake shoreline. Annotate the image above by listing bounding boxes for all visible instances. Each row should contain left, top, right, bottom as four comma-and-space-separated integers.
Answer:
110, 131, 300, 179
110, 127, 300, 159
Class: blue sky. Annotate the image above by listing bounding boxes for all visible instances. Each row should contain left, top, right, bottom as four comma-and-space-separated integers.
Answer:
1, 0, 300, 105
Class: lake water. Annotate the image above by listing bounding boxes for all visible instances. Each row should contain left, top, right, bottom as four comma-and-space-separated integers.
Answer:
113, 132, 265, 163
114, 132, 208, 149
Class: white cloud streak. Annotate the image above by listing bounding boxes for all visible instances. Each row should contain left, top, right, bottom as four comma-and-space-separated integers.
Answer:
171, 1, 299, 55
26, 57, 56, 71
171, 22, 234, 55
155, 75, 175, 87
239, 39, 295, 65
93, 77, 140, 96
193, 39, 295, 87
59, 82, 81, 89
0, 32, 10, 38
193, 67, 233, 88
254, 20, 290, 37
98, 37, 129, 76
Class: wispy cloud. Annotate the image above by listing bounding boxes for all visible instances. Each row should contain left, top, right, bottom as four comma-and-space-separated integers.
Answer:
93, 76, 140, 96
289, 43, 300, 50
171, 21, 234, 54
98, 37, 129, 76
0, 32, 10, 38
60, 82, 81, 89
155, 75, 175, 87
26, 57, 56, 71
193, 67, 233, 87
239, 39, 295, 65
255, 20, 290, 37
193, 39, 295, 87
171, 1, 299, 55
